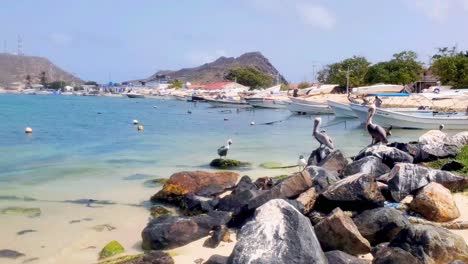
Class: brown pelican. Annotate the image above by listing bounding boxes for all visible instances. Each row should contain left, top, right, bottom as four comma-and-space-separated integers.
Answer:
297, 155, 307, 171
367, 105, 389, 145
313, 117, 335, 149
217, 139, 232, 159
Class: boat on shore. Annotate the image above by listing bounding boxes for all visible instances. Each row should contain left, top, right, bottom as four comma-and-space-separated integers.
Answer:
351, 84, 404, 95
327, 100, 357, 118
298, 84, 338, 96
125, 92, 145, 98
205, 98, 252, 108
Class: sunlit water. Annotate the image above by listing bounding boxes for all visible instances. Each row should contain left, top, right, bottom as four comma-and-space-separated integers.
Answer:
0, 94, 432, 263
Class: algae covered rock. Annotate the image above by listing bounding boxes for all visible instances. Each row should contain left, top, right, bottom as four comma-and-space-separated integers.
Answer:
259, 162, 282, 169
1, 207, 41, 218
99, 240, 125, 259
209, 159, 250, 169
150, 206, 172, 218
143, 178, 169, 188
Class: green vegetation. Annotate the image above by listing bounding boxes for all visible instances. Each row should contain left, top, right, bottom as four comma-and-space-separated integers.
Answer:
317, 56, 370, 88
48, 81, 67, 90
297, 82, 311, 89
425, 146, 468, 175
225, 67, 274, 89
280, 83, 289, 91
273, 174, 291, 182
169, 79, 184, 89
1, 207, 41, 218
150, 206, 172, 218
209, 158, 250, 169
85, 81, 98, 86
98, 254, 143, 264
260, 162, 283, 169
365, 51, 423, 85
431, 47, 468, 88
39, 71, 47, 86
99, 241, 125, 259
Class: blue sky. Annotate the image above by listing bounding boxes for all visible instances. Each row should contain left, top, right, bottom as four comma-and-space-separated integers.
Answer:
1, 0, 467, 83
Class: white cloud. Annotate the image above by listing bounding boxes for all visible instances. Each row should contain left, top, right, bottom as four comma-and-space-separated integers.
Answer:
409, 0, 468, 21
186, 49, 227, 65
50, 33, 73, 46
247, 0, 336, 30
297, 3, 336, 30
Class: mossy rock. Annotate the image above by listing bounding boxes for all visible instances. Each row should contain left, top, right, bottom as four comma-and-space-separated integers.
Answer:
424, 145, 468, 176
1, 207, 41, 218
150, 206, 172, 218
98, 254, 143, 264
209, 159, 250, 169
260, 162, 283, 169
99, 240, 125, 260
143, 178, 169, 188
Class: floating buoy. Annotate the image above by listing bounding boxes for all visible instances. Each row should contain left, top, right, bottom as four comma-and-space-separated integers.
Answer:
187, 110, 192, 114
224, 118, 229, 121
133, 120, 139, 125
153, 106, 158, 109
250, 121, 255, 126
137, 125, 144, 131
25, 127, 33, 134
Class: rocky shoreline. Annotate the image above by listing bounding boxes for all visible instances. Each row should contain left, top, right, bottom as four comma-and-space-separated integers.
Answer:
102, 129, 468, 264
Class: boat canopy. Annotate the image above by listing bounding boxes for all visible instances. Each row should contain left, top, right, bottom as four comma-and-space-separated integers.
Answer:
366, 93, 410, 97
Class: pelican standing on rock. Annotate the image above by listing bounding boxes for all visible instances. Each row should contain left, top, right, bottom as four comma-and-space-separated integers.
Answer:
217, 139, 232, 159
297, 155, 307, 171
313, 117, 335, 149
367, 105, 389, 145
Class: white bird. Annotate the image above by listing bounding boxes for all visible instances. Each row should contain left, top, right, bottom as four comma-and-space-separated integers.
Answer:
217, 139, 232, 159
367, 105, 389, 145
297, 155, 307, 171
313, 117, 335, 149
250, 121, 255, 126
133, 119, 139, 125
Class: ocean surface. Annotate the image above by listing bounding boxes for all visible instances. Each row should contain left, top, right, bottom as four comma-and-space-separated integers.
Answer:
0, 94, 428, 263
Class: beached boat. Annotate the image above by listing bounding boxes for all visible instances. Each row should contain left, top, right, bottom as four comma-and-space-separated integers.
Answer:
351, 84, 404, 95
286, 100, 333, 115
298, 84, 338, 96
22, 89, 36, 95
327, 100, 357, 118
351, 105, 468, 129
205, 98, 252, 108
126, 92, 145, 98
419, 89, 468, 100
245, 97, 287, 109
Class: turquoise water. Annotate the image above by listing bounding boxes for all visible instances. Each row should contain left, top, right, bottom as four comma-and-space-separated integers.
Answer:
0, 94, 427, 192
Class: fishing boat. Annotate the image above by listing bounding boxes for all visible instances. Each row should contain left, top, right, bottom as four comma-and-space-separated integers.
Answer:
286, 100, 333, 115
327, 100, 357, 118
350, 103, 440, 125
298, 84, 338, 96
205, 98, 252, 108
352, 105, 468, 130
22, 88, 36, 95
126, 92, 145, 98
351, 84, 404, 95
245, 97, 287, 109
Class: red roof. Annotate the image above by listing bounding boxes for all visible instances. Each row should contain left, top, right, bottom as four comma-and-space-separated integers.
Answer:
203, 82, 234, 90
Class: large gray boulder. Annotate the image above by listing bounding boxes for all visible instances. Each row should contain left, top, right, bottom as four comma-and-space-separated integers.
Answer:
342, 156, 390, 178
228, 199, 327, 264
316, 149, 349, 174
372, 244, 422, 264
416, 130, 462, 162
389, 224, 468, 264
216, 176, 261, 213
141, 211, 231, 250
325, 250, 370, 264
315, 208, 371, 255
387, 163, 468, 202
307, 165, 341, 193
355, 145, 414, 168
353, 207, 409, 245
314, 173, 386, 213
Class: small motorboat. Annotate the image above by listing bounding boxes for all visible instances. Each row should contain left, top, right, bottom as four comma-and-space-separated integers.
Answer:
286, 100, 333, 115
126, 92, 145, 98
205, 98, 252, 108
245, 97, 287, 109
327, 100, 357, 118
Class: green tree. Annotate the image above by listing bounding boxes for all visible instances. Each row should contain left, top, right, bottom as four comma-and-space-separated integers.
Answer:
169, 79, 184, 89
280, 83, 289, 91
297, 82, 311, 89
25, 75, 32, 88
225, 67, 274, 89
365, 51, 423, 85
317, 56, 371, 88
48, 81, 67, 90
85, 81, 98, 86
39, 71, 47, 87
432, 49, 468, 88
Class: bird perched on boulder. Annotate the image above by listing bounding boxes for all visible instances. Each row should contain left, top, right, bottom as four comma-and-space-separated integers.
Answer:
313, 117, 335, 149
366, 105, 390, 145
217, 139, 232, 159
297, 155, 307, 171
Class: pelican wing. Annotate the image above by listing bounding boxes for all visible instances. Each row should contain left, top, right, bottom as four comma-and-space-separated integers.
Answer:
368, 124, 388, 143
217, 145, 228, 156
315, 132, 335, 149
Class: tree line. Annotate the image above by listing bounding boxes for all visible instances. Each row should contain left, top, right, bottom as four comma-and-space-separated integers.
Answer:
317, 47, 468, 89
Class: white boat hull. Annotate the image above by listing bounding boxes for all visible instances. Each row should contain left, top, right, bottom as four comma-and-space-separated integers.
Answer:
206, 99, 252, 108
351, 84, 404, 95
327, 100, 357, 118
126, 93, 145, 98
350, 104, 467, 129
245, 98, 287, 109
287, 101, 332, 115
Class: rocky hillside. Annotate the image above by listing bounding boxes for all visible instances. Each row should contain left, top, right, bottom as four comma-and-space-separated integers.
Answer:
0, 53, 82, 87
147, 52, 287, 84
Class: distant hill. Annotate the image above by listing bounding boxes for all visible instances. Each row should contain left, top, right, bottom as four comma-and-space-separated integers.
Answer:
145, 52, 287, 84
0, 53, 82, 87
